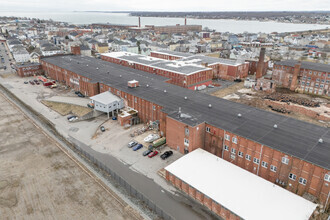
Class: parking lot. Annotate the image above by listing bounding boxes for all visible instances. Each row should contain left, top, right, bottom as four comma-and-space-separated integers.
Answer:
1, 75, 182, 193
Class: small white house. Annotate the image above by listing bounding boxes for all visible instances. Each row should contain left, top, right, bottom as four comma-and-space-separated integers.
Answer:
90, 91, 124, 117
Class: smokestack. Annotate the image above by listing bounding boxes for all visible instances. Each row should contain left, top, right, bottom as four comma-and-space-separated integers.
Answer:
185, 17, 187, 25
290, 62, 301, 91
139, 16, 141, 28
256, 48, 266, 79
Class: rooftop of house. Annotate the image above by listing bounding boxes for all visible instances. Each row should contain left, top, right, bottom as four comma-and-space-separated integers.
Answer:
41, 55, 330, 170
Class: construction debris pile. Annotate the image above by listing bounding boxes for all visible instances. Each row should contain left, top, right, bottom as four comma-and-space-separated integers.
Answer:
264, 93, 320, 107
268, 105, 291, 114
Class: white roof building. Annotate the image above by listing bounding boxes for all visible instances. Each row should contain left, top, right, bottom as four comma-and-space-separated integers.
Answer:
165, 148, 317, 220
90, 91, 124, 116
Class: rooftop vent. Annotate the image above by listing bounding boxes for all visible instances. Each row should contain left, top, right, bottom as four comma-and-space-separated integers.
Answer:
96, 67, 99, 70
184, 96, 187, 100
238, 113, 242, 118
120, 75, 122, 77
164, 90, 167, 93
274, 124, 278, 129
128, 80, 139, 88
208, 104, 212, 108
318, 138, 323, 143
86, 64, 89, 66
146, 84, 149, 87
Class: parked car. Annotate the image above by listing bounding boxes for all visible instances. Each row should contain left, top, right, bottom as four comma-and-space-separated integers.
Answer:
24, 81, 28, 84
29, 80, 35, 85
133, 144, 143, 151
127, 141, 138, 148
100, 126, 105, 132
208, 84, 215, 88
160, 151, 173, 160
143, 149, 153, 156
74, 91, 80, 94
35, 81, 40, 85
50, 84, 57, 88
112, 116, 117, 120
77, 92, 85, 97
148, 150, 158, 158
33, 79, 38, 83
68, 116, 78, 122
67, 115, 75, 120
144, 134, 160, 143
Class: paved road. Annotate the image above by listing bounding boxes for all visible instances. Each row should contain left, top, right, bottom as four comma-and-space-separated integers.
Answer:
69, 137, 219, 220
0, 42, 14, 75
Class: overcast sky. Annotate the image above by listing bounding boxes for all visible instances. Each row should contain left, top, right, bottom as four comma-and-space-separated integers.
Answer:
0, 0, 329, 12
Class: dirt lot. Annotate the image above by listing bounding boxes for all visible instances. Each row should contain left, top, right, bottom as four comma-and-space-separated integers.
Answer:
0, 94, 141, 219
41, 100, 92, 117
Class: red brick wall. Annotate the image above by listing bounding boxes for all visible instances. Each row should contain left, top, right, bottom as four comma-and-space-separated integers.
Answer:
167, 174, 241, 219
150, 52, 182, 60
203, 123, 330, 204
17, 64, 43, 77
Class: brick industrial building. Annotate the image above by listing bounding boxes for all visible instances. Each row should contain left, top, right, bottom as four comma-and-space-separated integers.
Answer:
272, 60, 330, 96
165, 149, 317, 220
39, 55, 329, 214
150, 50, 250, 80
101, 52, 213, 89
15, 63, 44, 77
102, 51, 249, 85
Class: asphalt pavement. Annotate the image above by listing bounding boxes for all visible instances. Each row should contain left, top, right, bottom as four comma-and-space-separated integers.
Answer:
0, 42, 14, 75
69, 137, 220, 220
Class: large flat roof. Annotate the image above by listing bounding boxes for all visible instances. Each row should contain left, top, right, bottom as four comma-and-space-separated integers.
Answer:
102, 52, 212, 75
41, 55, 330, 170
152, 50, 247, 66
165, 149, 317, 220
275, 60, 330, 73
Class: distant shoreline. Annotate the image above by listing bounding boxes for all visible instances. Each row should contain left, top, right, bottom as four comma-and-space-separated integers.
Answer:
78, 11, 330, 25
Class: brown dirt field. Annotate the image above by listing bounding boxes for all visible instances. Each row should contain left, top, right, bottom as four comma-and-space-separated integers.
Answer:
211, 82, 245, 98
41, 100, 92, 117
0, 94, 142, 220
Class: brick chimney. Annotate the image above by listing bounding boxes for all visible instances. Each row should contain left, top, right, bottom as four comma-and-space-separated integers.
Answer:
256, 48, 265, 79
185, 17, 187, 25
138, 16, 141, 28
290, 62, 301, 91
71, 45, 81, 55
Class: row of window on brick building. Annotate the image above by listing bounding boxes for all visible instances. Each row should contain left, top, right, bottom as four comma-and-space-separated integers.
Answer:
206, 126, 330, 185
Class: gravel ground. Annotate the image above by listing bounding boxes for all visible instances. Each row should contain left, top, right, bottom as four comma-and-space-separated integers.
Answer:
0, 93, 141, 220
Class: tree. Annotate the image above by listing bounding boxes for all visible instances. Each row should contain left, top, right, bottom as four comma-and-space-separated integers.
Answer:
65, 35, 69, 40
